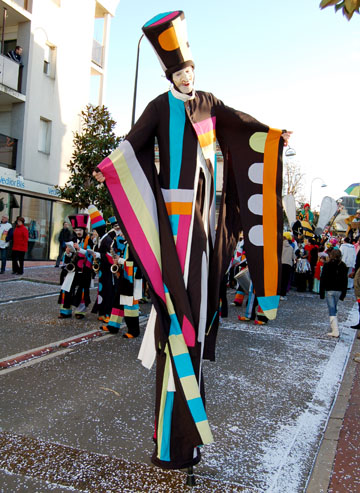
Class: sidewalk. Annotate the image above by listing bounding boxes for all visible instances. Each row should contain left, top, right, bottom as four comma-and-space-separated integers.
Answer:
307, 327, 360, 493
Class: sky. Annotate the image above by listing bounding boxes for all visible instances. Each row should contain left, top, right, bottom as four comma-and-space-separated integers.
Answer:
99, 0, 360, 211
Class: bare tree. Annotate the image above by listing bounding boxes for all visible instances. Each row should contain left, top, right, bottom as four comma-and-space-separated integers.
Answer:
283, 159, 306, 206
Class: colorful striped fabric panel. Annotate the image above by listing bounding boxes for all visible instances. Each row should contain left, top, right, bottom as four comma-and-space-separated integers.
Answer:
162, 188, 193, 273
108, 308, 124, 330
168, 92, 186, 189
123, 261, 134, 283
163, 285, 213, 448
247, 128, 282, 320
192, 116, 216, 162
98, 141, 166, 304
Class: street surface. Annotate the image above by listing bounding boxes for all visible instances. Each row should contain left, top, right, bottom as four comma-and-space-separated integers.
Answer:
0, 266, 358, 492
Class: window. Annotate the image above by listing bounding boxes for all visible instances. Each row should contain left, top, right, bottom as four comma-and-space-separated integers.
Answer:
38, 117, 52, 154
43, 43, 56, 78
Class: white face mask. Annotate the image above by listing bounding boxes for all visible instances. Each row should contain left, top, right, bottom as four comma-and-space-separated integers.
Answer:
172, 66, 194, 94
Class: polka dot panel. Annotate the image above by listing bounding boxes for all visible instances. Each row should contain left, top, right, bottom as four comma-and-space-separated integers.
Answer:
248, 224, 264, 246
248, 194, 263, 216
248, 162, 264, 184
249, 132, 267, 153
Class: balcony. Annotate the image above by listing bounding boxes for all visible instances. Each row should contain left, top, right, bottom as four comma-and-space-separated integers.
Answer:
0, 132, 17, 170
92, 39, 103, 68
0, 54, 25, 104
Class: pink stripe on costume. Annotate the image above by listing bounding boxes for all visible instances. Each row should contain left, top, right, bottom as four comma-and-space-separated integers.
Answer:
176, 214, 192, 273
112, 308, 124, 317
92, 216, 103, 225
182, 315, 196, 347
192, 117, 216, 136
98, 158, 166, 303
151, 11, 180, 26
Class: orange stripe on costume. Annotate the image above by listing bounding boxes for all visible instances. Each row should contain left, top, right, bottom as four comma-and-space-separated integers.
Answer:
263, 128, 282, 296
197, 129, 216, 149
165, 202, 192, 215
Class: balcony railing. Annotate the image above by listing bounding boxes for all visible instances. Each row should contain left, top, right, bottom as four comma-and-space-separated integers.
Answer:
92, 39, 103, 68
0, 54, 23, 93
0, 133, 17, 169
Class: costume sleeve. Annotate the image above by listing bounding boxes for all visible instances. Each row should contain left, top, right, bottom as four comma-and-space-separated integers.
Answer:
214, 96, 284, 321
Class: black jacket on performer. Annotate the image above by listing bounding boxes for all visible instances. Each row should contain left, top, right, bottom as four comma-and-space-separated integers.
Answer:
320, 259, 348, 301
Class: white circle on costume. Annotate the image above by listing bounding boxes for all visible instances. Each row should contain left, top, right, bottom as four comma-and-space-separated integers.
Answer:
249, 225, 264, 246
248, 194, 263, 215
98, 295, 103, 304
248, 163, 264, 184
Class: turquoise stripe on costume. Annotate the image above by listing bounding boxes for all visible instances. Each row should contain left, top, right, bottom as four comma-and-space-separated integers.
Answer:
124, 304, 138, 311
173, 353, 194, 379
159, 391, 174, 461
169, 214, 180, 236
169, 314, 182, 336
168, 92, 185, 189
187, 397, 208, 423
143, 11, 173, 27
108, 320, 121, 329
257, 295, 280, 312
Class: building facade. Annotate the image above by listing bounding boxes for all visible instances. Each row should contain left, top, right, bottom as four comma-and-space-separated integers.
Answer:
0, 0, 118, 260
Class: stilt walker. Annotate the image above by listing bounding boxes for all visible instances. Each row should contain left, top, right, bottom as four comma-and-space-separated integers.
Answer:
93, 10, 289, 470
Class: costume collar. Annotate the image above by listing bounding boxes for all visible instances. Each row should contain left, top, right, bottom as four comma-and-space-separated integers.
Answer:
170, 86, 195, 101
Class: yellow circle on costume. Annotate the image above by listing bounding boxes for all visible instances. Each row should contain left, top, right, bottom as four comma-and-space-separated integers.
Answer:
249, 132, 267, 153
159, 27, 179, 51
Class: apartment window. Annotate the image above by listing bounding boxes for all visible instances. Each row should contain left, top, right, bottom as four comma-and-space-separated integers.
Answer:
38, 117, 52, 154
44, 43, 56, 78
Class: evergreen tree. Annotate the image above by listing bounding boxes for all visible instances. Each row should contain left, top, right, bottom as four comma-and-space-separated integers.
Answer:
56, 105, 122, 219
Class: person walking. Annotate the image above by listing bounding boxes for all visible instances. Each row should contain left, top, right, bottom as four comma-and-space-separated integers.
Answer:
320, 249, 348, 338
11, 217, 29, 275
340, 237, 356, 289
55, 221, 72, 267
0, 214, 12, 274
280, 232, 295, 300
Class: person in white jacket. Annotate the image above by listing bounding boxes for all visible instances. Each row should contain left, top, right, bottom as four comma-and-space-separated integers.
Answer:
340, 237, 356, 289
0, 215, 12, 274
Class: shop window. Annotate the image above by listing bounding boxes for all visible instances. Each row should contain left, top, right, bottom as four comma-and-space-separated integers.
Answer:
50, 201, 77, 260
38, 117, 52, 154
22, 196, 51, 260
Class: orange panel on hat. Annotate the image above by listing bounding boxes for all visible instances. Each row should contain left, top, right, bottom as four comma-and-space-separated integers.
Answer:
159, 26, 179, 51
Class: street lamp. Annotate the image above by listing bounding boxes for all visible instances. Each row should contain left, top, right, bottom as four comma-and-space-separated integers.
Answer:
285, 146, 296, 157
131, 34, 144, 129
310, 177, 327, 208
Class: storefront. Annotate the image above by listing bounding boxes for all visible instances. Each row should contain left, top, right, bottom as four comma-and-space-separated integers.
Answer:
0, 168, 77, 261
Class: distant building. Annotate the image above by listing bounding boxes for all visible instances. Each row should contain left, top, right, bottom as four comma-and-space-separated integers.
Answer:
0, 0, 119, 260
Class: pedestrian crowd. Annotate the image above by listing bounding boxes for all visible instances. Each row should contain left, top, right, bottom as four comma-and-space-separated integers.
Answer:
227, 207, 360, 340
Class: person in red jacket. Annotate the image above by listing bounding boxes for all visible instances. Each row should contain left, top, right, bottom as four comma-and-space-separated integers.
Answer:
12, 216, 29, 275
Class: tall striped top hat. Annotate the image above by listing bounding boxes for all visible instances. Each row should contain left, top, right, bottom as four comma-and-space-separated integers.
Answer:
142, 11, 194, 80
68, 214, 89, 230
88, 204, 106, 230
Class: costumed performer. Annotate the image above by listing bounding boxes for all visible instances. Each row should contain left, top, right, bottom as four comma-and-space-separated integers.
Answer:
58, 214, 94, 319
93, 10, 291, 470
100, 216, 142, 338
88, 205, 115, 323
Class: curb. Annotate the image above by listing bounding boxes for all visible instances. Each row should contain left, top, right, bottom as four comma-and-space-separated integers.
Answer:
0, 331, 108, 370
306, 331, 360, 492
